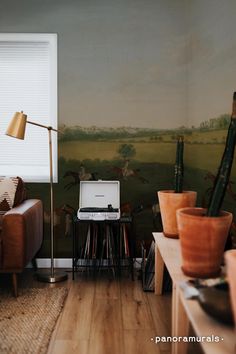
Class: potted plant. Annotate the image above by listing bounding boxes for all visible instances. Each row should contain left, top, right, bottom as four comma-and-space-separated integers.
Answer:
158, 136, 197, 238
177, 92, 236, 278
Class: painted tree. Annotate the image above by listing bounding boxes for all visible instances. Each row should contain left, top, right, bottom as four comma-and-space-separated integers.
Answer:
118, 144, 136, 160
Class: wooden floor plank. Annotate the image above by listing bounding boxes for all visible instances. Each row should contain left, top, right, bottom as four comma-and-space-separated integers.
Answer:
120, 277, 148, 304
49, 339, 89, 354
146, 291, 172, 353
94, 275, 120, 300
123, 329, 162, 354
90, 298, 123, 333
53, 278, 95, 341
88, 330, 124, 354
121, 299, 154, 330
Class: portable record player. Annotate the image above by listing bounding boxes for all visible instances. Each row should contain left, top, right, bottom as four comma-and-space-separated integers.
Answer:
77, 180, 120, 221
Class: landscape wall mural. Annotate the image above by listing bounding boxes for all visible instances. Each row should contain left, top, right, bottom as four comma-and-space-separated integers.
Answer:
1, 0, 236, 256
30, 114, 236, 257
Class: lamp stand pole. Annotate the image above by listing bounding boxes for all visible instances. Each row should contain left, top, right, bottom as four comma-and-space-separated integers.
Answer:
6, 113, 68, 283
36, 126, 68, 283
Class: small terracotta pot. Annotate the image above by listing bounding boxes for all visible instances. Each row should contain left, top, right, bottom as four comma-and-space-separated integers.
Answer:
177, 207, 233, 278
225, 250, 236, 325
158, 190, 197, 238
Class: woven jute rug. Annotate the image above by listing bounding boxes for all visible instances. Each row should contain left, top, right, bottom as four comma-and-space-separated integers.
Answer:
0, 287, 68, 354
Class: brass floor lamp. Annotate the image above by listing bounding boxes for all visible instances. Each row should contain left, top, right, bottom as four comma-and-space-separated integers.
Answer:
6, 111, 68, 283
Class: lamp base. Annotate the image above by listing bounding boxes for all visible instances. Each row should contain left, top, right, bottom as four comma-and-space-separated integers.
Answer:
36, 270, 68, 283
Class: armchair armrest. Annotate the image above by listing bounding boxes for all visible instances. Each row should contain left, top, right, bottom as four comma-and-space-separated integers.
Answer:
1, 199, 43, 271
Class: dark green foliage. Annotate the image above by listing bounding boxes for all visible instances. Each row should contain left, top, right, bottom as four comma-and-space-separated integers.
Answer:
207, 93, 236, 216
59, 126, 164, 142
200, 114, 231, 130
118, 144, 136, 160
174, 136, 184, 193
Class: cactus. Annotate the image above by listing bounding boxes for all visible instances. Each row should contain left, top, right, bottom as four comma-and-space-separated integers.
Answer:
207, 92, 236, 216
174, 135, 184, 193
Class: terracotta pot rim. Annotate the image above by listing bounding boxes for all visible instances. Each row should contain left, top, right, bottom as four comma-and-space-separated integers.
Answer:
177, 207, 232, 219
158, 190, 197, 194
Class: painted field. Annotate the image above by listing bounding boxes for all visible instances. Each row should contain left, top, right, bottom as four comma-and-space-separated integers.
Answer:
185, 129, 226, 144
59, 139, 236, 179
59, 141, 176, 164
185, 143, 236, 179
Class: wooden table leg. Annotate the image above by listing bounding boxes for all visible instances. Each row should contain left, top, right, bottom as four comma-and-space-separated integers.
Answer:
172, 285, 189, 354
155, 243, 164, 295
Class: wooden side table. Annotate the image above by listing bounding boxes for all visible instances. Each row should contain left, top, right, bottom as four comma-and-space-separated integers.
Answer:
153, 232, 235, 354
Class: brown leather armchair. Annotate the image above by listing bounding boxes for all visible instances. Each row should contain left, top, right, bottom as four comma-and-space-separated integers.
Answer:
0, 199, 43, 296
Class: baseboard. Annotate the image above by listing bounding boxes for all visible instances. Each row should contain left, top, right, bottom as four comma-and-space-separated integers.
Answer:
29, 258, 72, 268
29, 258, 142, 269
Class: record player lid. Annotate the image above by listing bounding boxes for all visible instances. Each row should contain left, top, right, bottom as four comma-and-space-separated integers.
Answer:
79, 180, 120, 209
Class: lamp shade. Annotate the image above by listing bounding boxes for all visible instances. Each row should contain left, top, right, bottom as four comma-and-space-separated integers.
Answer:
6, 111, 27, 140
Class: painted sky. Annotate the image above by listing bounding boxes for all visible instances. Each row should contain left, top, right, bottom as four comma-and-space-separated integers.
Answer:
1, 0, 236, 128
186, 0, 236, 127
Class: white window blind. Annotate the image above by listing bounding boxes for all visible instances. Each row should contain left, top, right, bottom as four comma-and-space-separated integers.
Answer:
0, 33, 57, 183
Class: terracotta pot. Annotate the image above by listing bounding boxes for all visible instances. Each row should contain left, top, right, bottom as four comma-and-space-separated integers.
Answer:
177, 207, 233, 278
158, 190, 197, 239
225, 250, 236, 325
